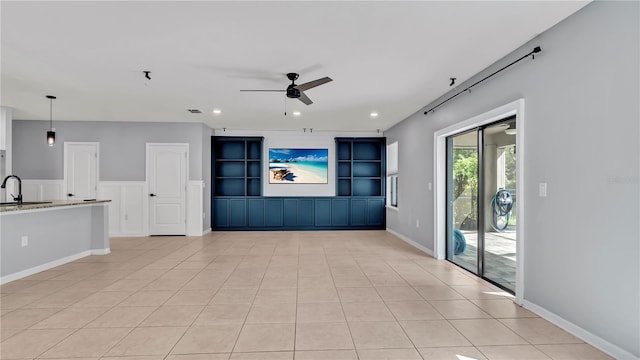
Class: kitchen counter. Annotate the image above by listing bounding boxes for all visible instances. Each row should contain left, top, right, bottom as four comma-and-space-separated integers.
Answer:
0, 199, 111, 213
0, 200, 111, 284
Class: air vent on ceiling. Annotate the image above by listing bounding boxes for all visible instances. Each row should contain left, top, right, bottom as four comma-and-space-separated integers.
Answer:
187, 109, 202, 114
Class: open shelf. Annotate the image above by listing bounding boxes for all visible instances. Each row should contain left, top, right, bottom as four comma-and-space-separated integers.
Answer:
353, 162, 381, 177
215, 161, 245, 178
215, 178, 245, 196
335, 138, 385, 197
338, 161, 351, 178
213, 137, 263, 197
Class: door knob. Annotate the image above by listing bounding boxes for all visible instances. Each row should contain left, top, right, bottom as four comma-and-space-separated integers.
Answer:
149, 193, 156, 197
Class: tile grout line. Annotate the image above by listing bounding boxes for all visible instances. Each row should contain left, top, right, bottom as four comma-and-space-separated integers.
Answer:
75, 236, 199, 359
228, 241, 274, 355
327, 245, 360, 360
352, 247, 425, 360
292, 243, 300, 360
21, 237, 177, 359
156, 241, 238, 359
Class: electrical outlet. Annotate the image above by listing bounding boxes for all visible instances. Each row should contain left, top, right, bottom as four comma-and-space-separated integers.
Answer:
539, 182, 548, 197
416, 219, 420, 228
428, 182, 432, 191
21, 236, 28, 247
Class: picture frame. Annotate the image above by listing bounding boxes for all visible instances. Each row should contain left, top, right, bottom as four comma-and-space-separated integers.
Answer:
268, 148, 328, 184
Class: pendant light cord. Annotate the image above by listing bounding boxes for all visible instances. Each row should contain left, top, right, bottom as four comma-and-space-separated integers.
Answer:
49, 98, 53, 130
46, 95, 56, 130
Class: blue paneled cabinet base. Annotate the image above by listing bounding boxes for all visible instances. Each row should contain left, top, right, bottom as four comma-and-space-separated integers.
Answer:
213, 197, 385, 230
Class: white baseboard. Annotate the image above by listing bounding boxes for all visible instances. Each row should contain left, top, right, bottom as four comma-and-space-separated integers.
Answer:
91, 248, 111, 255
0, 250, 92, 285
110, 233, 148, 238
203, 228, 212, 235
1, 247, 112, 285
386, 228, 435, 257
522, 300, 639, 360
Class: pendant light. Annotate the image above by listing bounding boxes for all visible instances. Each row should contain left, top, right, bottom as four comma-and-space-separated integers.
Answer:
46, 95, 56, 146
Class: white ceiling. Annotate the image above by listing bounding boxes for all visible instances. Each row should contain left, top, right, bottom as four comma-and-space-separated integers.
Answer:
1, 1, 588, 132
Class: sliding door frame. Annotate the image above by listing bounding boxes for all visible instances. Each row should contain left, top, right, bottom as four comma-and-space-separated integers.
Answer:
434, 99, 526, 304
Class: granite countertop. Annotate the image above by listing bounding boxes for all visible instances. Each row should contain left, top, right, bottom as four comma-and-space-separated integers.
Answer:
0, 199, 111, 213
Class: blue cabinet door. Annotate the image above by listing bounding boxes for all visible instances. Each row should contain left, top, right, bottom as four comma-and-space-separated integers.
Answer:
229, 199, 247, 227
283, 199, 298, 226
332, 199, 349, 226
265, 199, 283, 226
351, 199, 367, 226
298, 199, 314, 226
213, 199, 229, 227
213, 196, 383, 230
368, 198, 385, 226
248, 199, 265, 227
315, 199, 331, 226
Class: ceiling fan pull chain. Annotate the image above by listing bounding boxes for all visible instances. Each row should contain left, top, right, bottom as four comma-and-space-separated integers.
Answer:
284, 95, 287, 116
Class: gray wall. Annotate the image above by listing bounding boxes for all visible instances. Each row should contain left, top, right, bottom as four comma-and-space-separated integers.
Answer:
12, 120, 207, 181
12, 120, 212, 231
385, 1, 639, 357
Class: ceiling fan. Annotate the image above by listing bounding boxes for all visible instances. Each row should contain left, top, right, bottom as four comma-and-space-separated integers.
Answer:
240, 73, 332, 105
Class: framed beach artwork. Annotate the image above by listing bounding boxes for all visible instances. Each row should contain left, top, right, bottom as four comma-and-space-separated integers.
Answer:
269, 148, 328, 184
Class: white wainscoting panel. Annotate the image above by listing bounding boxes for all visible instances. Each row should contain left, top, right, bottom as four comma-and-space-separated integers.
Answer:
187, 180, 204, 236
100, 184, 121, 235
122, 184, 145, 235
98, 181, 146, 237
21, 180, 65, 201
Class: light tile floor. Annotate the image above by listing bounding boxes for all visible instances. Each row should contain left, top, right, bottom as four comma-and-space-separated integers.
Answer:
0, 231, 612, 359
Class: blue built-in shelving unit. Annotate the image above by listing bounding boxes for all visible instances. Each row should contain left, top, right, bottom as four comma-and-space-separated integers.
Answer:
213, 136, 262, 197
212, 136, 386, 230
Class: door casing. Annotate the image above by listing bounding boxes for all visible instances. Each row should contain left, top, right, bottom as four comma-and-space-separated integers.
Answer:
434, 99, 526, 304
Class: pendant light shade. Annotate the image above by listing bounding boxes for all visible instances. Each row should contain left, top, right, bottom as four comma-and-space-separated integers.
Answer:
47, 130, 56, 145
46, 95, 57, 146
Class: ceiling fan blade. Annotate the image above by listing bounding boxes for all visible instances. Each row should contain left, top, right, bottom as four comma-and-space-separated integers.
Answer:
240, 89, 285, 92
297, 92, 313, 105
295, 77, 332, 92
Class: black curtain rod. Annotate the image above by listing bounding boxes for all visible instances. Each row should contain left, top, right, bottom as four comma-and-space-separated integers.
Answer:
424, 46, 541, 115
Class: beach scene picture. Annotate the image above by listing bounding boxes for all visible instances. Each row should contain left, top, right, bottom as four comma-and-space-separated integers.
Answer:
269, 148, 328, 184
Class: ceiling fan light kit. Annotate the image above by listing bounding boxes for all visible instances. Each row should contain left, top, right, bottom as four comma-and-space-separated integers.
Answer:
241, 72, 333, 106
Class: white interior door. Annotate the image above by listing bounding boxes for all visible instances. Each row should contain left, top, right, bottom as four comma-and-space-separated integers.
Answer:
147, 143, 187, 235
64, 142, 98, 200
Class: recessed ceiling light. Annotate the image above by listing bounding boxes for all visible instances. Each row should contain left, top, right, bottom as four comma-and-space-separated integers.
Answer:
370, 112, 379, 118
213, 109, 222, 115
292, 111, 301, 116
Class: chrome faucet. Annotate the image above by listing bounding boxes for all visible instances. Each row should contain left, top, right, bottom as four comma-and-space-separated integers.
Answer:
1, 175, 23, 205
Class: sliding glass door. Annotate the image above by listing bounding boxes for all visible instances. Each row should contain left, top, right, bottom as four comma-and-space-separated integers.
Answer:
446, 117, 517, 293
446, 130, 479, 274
